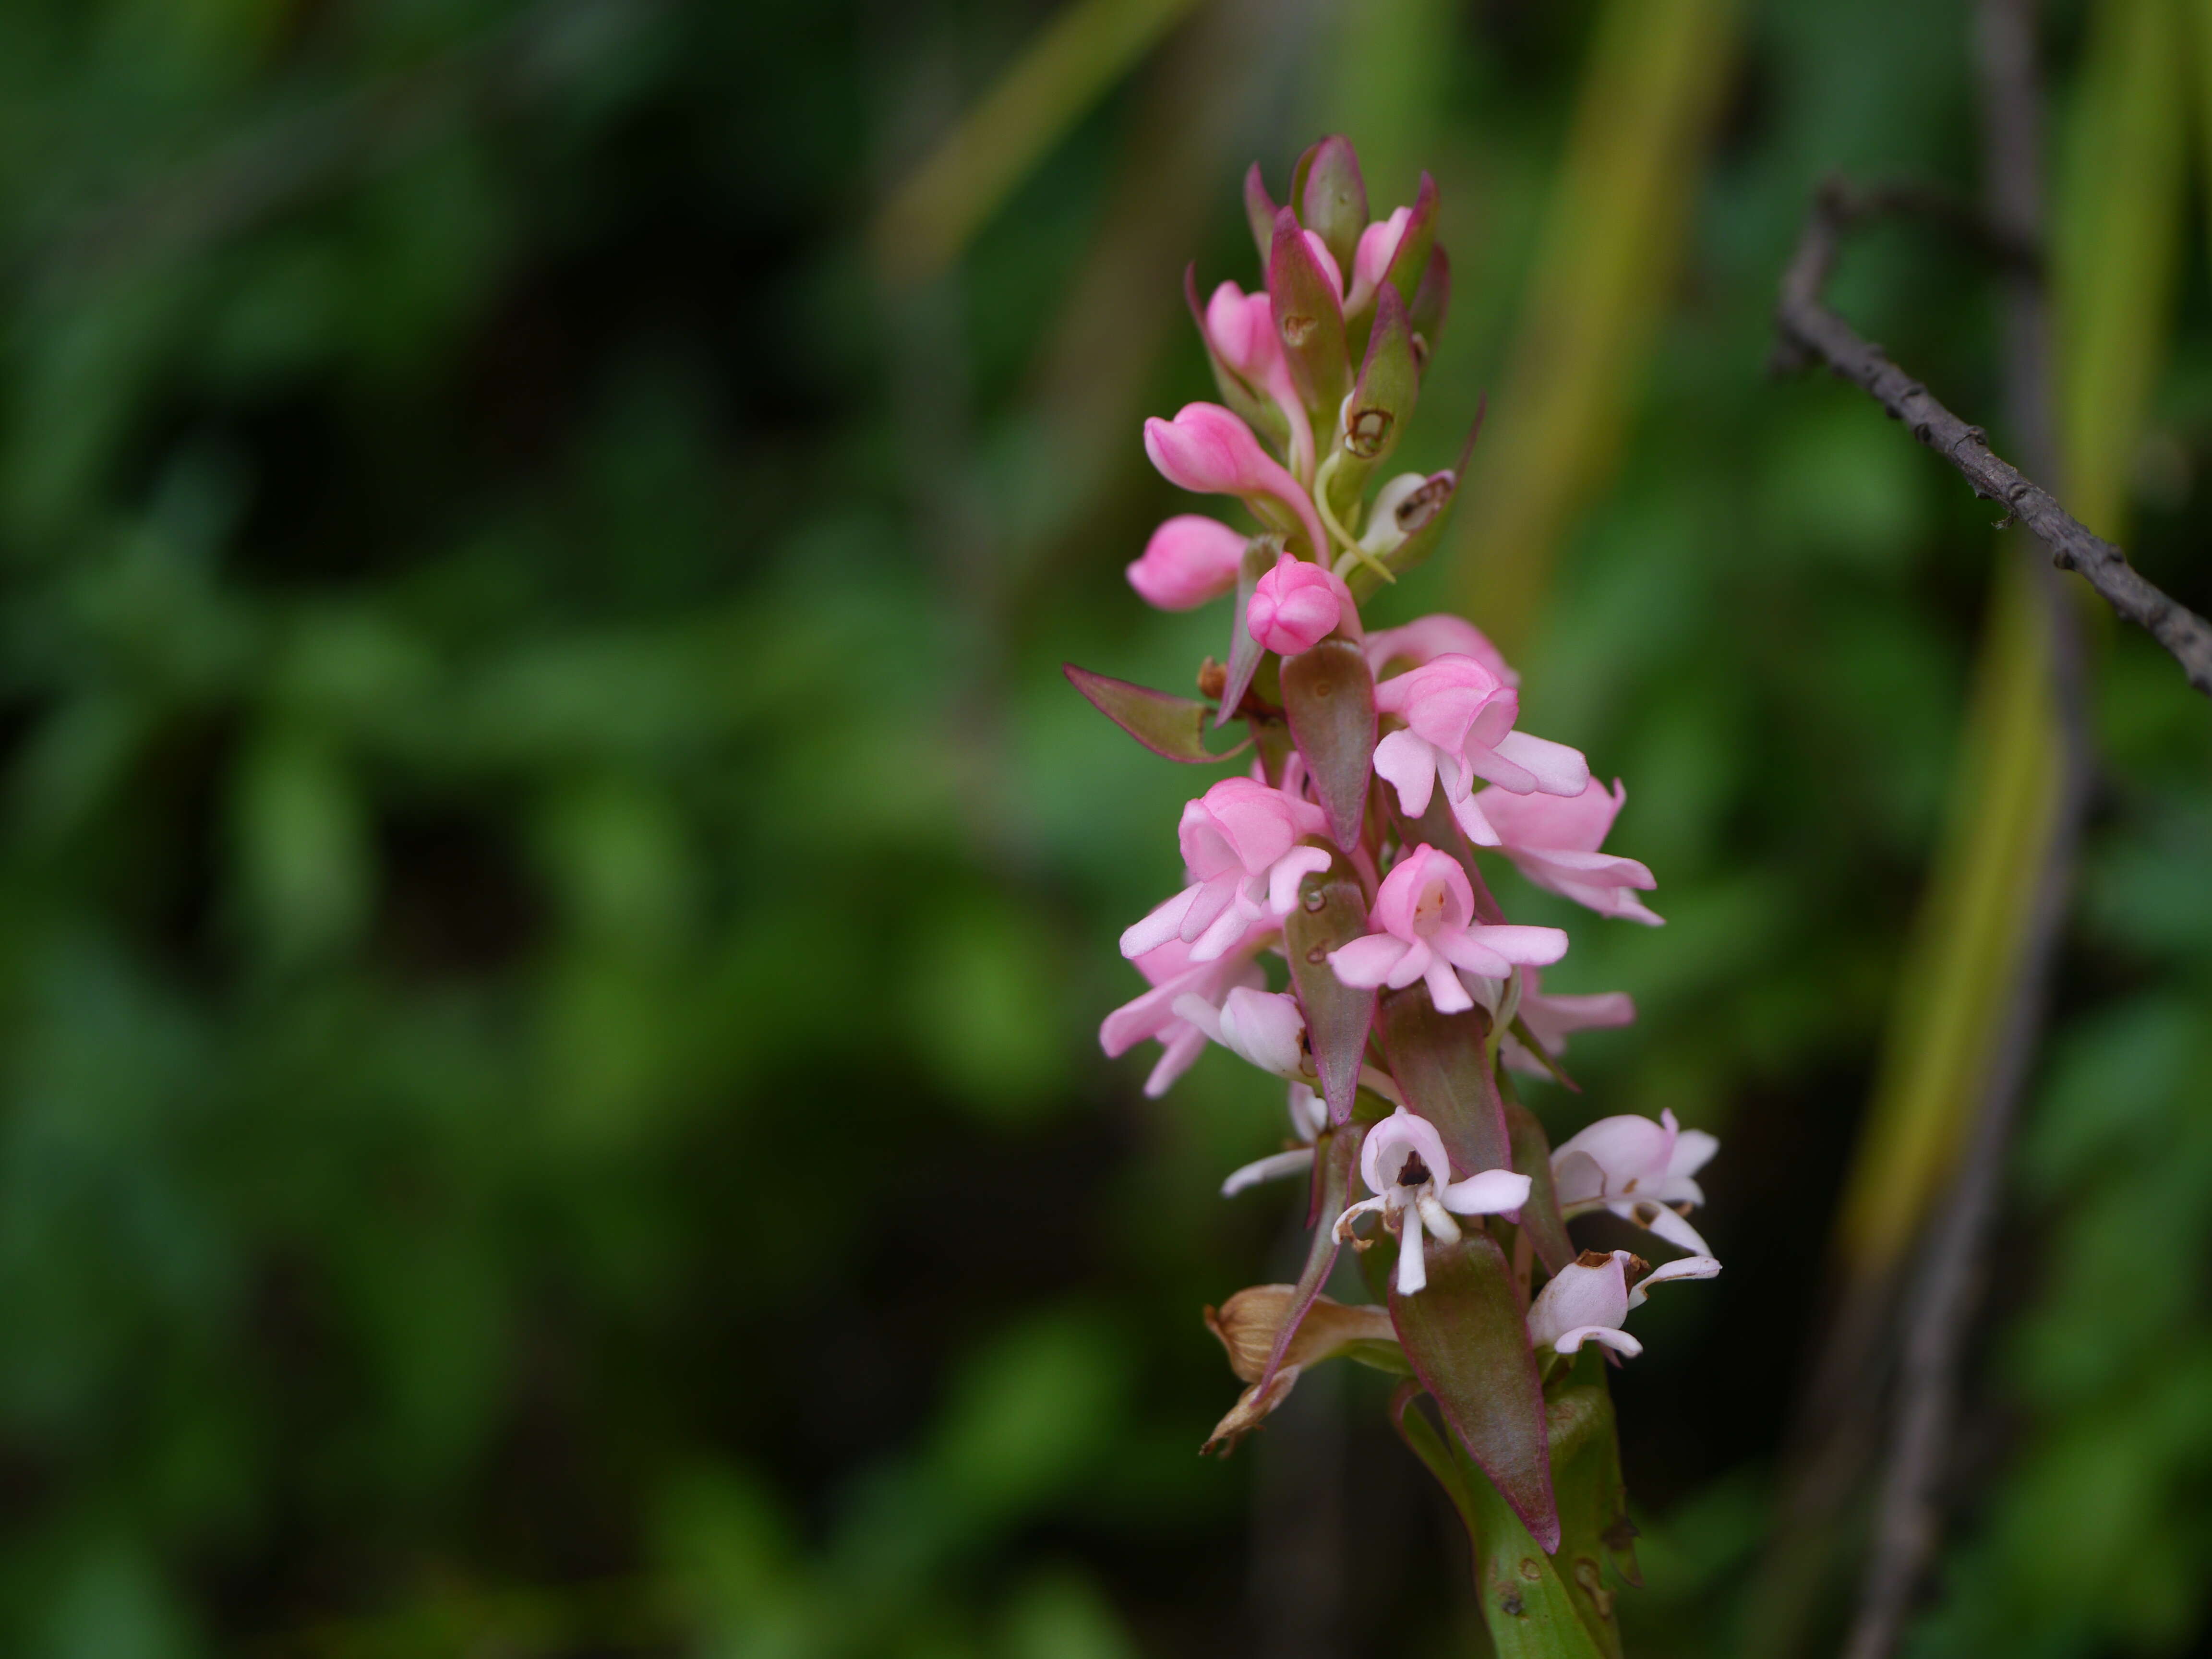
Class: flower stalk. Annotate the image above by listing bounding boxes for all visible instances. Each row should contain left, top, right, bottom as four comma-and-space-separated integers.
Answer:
1074, 138, 1720, 1654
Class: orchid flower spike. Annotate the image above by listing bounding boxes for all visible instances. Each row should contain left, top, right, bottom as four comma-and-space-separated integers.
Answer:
1526, 1247, 1720, 1359
1100, 920, 1275, 1098
1326, 844, 1567, 1014
1551, 1108, 1719, 1255
1144, 403, 1328, 559
1372, 654, 1589, 845
1121, 779, 1334, 964
1127, 515, 1251, 611
1474, 778, 1661, 925
1333, 1107, 1531, 1295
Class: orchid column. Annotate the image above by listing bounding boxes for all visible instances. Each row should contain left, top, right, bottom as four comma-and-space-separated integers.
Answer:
1073, 138, 1720, 1659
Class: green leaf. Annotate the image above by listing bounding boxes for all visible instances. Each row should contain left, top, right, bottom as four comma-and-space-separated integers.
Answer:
1390, 1232, 1559, 1551
1062, 665, 1249, 764
1280, 635, 1376, 851
1507, 1101, 1576, 1277
1284, 849, 1377, 1125
1378, 986, 1510, 1176
1382, 170, 1439, 312
1410, 243, 1451, 350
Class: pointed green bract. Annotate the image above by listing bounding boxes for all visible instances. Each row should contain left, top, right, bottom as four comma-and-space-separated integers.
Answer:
1280, 636, 1376, 850
1285, 850, 1377, 1126
1410, 243, 1451, 347
1390, 1233, 1561, 1553
1383, 170, 1439, 311
1242, 162, 1278, 265
1063, 665, 1250, 764
1267, 208, 1351, 420
1346, 284, 1419, 468
1378, 986, 1510, 1175
1298, 135, 1369, 275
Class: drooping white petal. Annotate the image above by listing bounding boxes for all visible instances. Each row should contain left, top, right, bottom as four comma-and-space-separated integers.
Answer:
1397, 1208, 1429, 1295
1221, 1147, 1318, 1198
1668, 1128, 1721, 1182
1553, 1324, 1644, 1358
1416, 1193, 1463, 1244
1626, 1253, 1721, 1310
1610, 1201, 1715, 1258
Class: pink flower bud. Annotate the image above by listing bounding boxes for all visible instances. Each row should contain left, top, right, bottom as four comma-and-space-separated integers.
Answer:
1142, 403, 1328, 558
1246, 552, 1347, 655
1348, 206, 1412, 312
1127, 515, 1250, 611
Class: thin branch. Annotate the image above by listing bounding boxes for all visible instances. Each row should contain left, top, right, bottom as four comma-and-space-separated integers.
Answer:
1773, 177, 2212, 700
1842, 4, 2093, 1656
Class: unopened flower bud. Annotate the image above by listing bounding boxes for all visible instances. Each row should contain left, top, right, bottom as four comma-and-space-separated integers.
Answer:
1247, 551, 1347, 655
1143, 402, 1328, 559
1295, 135, 1369, 275
1128, 515, 1251, 610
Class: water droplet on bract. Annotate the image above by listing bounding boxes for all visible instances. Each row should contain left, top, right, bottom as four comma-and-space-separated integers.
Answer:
1305, 946, 1327, 963
1303, 889, 1327, 913
1282, 314, 1315, 347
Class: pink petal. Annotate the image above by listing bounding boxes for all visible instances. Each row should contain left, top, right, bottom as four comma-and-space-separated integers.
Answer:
1553, 1324, 1643, 1358
1372, 728, 1439, 818
1424, 958, 1473, 1013
1440, 1167, 1533, 1215
1126, 515, 1252, 611
1490, 730, 1590, 797
1626, 1254, 1721, 1310
1326, 933, 1411, 989
1119, 887, 1200, 960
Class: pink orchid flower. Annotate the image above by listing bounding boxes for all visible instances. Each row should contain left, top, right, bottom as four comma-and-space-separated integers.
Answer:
1100, 922, 1275, 1098
1526, 1248, 1720, 1358
1144, 403, 1328, 559
1206, 281, 1315, 479
1326, 844, 1568, 1014
1473, 778, 1661, 925
1126, 515, 1251, 611
1551, 1108, 1719, 1256
1247, 551, 1353, 656
1333, 1106, 1532, 1295
1364, 612, 1517, 685
1120, 778, 1334, 964
1371, 654, 1589, 844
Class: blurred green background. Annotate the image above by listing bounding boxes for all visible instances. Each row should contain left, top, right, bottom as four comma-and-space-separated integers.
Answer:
0, 0, 2207, 1655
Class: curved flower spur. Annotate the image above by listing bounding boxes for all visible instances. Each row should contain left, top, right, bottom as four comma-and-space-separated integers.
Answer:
1071, 137, 1719, 1644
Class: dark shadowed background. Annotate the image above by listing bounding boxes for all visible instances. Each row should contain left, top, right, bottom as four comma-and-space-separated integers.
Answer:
1, 0, 2208, 1654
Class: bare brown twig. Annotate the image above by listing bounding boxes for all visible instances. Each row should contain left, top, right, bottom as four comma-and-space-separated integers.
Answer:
1772, 181, 2212, 700
1839, 5, 2092, 1657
